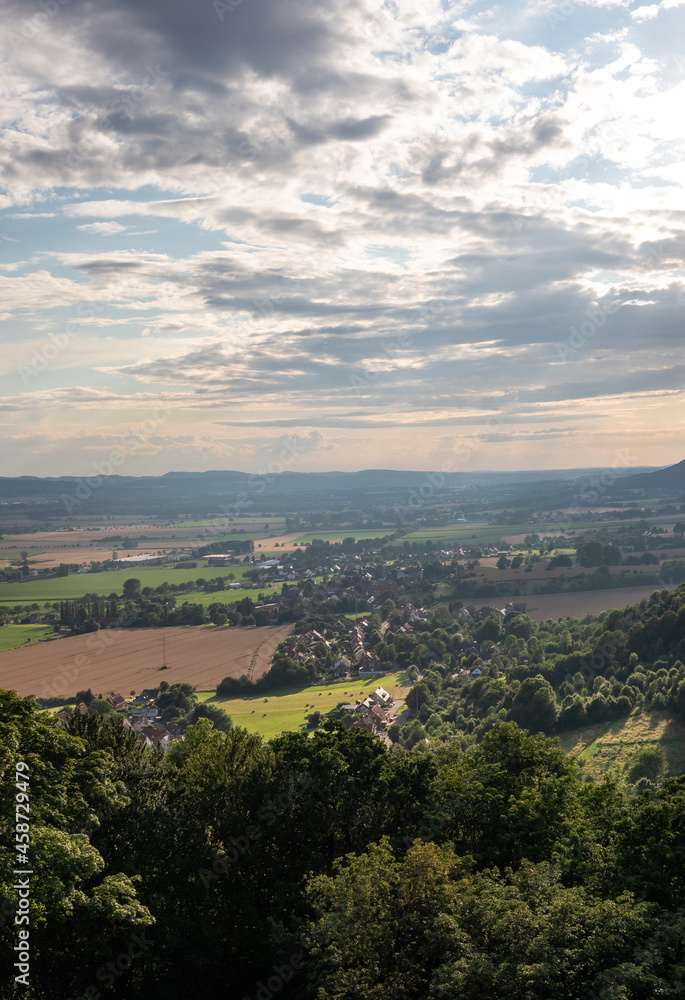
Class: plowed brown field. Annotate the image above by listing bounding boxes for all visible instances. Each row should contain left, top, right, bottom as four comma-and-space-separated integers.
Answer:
0, 624, 294, 700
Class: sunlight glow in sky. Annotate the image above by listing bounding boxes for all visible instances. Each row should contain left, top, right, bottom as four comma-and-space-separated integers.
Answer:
1, 0, 684, 476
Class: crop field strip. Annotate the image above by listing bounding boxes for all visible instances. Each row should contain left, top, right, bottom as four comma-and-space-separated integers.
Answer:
0, 623, 294, 699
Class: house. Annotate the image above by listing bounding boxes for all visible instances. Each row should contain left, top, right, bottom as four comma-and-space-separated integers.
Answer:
352, 704, 390, 735
105, 692, 126, 712
206, 554, 236, 566
139, 727, 171, 751
372, 687, 393, 707
130, 705, 158, 722
333, 656, 351, 677
469, 666, 483, 679
165, 724, 186, 740
253, 603, 280, 625
358, 652, 381, 672
368, 704, 390, 728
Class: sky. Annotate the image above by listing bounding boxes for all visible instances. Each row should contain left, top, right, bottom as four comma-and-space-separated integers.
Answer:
1, 0, 684, 479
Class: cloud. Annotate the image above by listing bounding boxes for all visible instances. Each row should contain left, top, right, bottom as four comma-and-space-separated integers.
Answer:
1, 0, 684, 474
76, 221, 129, 235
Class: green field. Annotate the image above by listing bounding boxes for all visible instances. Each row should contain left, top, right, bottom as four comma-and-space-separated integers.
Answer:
558, 709, 685, 781
196, 670, 411, 739
181, 584, 284, 607
0, 562, 259, 604
402, 515, 679, 545
0, 624, 54, 652
164, 518, 285, 530
292, 530, 396, 544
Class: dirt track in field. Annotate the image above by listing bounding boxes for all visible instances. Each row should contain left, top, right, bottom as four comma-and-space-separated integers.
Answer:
0, 624, 294, 700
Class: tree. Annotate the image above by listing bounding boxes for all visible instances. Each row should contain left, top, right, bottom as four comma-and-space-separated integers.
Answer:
627, 746, 666, 785
187, 702, 233, 733
122, 577, 141, 598
304, 838, 461, 1000
475, 616, 503, 642
88, 698, 116, 716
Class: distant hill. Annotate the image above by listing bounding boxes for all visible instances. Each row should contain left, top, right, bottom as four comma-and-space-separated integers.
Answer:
615, 459, 685, 493
0, 465, 661, 516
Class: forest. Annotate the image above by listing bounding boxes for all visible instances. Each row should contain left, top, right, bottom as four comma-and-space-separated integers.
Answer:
2, 586, 685, 998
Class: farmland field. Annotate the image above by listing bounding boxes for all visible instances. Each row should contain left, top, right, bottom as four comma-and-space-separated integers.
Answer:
292, 529, 396, 544
0, 624, 294, 700
522, 585, 669, 622
403, 515, 680, 545
0, 562, 256, 603
0, 624, 54, 652
558, 710, 685, 780
198, 670, 412, 739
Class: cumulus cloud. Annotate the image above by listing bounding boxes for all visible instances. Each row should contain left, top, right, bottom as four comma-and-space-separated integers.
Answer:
1, 0, 684, 473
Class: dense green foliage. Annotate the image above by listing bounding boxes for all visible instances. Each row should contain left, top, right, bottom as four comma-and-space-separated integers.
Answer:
1, 697, 685, 997
390, 585, 685, 745
3, 585, 685, 997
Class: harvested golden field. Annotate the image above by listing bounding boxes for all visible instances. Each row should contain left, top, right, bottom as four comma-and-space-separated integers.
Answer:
524, 585, 669, 622
0, 624, 293, 700
20, 548, 167, 569
255, 533, 303, 552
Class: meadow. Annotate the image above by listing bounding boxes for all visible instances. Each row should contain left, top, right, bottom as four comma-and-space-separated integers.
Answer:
557, 709, 685, 781
197, 669, 412, 739
0, 624, 54, 652
0, 562, 256, 604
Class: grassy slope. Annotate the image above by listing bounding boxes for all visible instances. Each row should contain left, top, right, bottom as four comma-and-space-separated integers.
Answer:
196, 670, 412, 740
0, 624, 54, 652
557, 709, 685, 781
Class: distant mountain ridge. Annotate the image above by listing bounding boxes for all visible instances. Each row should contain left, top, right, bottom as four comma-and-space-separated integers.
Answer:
616, 459, 685, 492
0, 465, 668, 516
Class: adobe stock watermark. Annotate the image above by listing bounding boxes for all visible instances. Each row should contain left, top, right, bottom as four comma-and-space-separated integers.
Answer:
198, 777, 314, 889
60, 406, 173, 513
578, 449, 635, 505
217, 432, 320, 521
13, 761, 31, 988
563, 606, 641, 692
214, 0, 246, 19
17, 301, 103, 386
40, 627, 122, 701
394, 413, 505, 522
8, 0, 71, 51
64, 928, 155, 1000
555, 300, 618, 362
240, 950, 306, 1000
351, 281, 460, 394
60, 63, 169, 173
